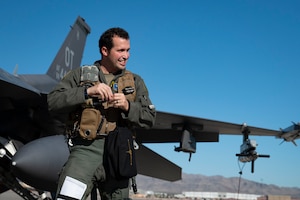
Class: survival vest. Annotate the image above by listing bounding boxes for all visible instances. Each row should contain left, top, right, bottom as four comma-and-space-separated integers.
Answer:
69, 65, 136, 140
77, 65, 138, 181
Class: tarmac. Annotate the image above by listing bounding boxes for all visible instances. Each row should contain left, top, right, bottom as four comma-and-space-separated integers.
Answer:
0, 190, 24, 200
0, 190, 164, 200
0, 190, 134, 200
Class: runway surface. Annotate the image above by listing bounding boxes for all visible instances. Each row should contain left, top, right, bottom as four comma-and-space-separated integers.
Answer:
0, 190, 24, 200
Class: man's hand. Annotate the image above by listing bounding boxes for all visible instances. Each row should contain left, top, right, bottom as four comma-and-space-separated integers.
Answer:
87, 83, 114, 101
111, 93, 129, 111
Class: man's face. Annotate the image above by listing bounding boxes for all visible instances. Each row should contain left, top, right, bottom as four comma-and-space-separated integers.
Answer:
103, 36, 130, 72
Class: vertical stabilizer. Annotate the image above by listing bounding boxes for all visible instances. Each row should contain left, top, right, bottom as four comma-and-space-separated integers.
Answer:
46, 16, 91, 81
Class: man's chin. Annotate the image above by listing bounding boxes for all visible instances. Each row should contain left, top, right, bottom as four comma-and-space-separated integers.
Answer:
118, 64, 126, 70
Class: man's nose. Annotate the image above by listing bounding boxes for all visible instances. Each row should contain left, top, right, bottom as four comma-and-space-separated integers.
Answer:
123, 51, 130, 60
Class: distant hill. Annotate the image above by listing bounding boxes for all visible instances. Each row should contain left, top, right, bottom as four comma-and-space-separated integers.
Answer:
135, 173, 300, 198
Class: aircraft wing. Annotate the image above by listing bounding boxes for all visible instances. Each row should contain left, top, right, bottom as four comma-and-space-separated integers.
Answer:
135, 110, 296, 144
135, 144, 181, 181
0, 68, 41, 105
134, 111, 299, 167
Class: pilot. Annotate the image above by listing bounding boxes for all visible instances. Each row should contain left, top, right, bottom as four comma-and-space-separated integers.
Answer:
48, 27, 156, 200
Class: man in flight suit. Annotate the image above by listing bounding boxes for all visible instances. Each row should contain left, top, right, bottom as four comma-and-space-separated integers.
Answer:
48, 27, 156, 200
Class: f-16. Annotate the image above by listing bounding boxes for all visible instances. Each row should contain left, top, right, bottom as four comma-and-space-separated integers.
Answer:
0, 16, 299, 200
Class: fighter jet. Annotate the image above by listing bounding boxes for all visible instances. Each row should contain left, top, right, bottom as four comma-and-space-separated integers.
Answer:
1, 16, 299, 200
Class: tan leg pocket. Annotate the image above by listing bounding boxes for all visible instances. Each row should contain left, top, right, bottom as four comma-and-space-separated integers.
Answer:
79, 108, 101, 140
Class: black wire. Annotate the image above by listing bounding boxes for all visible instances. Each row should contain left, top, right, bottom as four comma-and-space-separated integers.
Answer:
237, 158, 246, 200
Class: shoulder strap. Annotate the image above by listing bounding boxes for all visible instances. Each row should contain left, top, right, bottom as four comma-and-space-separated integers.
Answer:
80, 65, 99, 86
117, 70, 136, 102
80, 65, 100, 107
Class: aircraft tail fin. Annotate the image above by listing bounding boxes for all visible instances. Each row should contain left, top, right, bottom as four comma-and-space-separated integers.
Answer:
46, 16, 91, 82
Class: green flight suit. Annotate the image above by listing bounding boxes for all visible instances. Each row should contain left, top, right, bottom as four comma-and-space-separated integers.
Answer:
47, 62, 156, 200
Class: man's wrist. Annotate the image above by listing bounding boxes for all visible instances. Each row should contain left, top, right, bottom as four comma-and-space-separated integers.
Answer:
84, 87, 89, 99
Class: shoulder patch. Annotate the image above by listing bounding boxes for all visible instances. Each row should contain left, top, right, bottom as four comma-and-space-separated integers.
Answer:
81, 65, 99, 82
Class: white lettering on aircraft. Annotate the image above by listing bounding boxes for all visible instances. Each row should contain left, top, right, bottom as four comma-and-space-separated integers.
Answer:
55, 46, 75, 81
65, 46, 74, 70
55, 65, 61, 80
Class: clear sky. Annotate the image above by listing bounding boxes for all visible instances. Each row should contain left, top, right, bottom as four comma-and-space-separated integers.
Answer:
1, 0, 299, 189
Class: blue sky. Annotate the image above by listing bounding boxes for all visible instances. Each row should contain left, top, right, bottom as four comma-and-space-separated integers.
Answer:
1, 0, 299, 189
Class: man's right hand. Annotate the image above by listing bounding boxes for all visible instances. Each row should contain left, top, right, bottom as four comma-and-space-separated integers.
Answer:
87, 83, 114, 101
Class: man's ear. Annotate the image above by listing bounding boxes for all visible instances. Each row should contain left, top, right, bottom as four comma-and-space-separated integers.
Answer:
101, 46, 108, 56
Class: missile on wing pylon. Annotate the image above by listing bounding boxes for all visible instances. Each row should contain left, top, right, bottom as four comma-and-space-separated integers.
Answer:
11, 135, 70, 192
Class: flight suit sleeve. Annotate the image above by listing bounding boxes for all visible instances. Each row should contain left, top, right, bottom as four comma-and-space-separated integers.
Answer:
123, 74, 156, 129
47, 68, 85, 115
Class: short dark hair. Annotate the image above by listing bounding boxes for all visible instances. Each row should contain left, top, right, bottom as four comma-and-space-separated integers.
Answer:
98, 27, 130, 51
